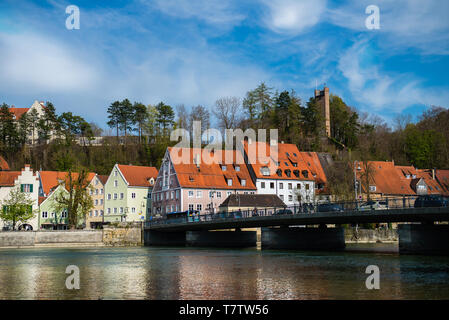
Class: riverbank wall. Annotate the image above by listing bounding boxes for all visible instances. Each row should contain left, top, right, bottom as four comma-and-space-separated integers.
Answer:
0, 226, 142, 248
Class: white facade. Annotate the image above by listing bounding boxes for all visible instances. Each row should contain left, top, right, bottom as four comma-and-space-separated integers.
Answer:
255, 178, 315, 206
0, 165, 40, 230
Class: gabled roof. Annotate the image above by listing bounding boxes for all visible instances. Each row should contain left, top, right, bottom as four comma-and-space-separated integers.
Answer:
9, 108, 29, 120
96, 175, 109, 185
168, 147, 256, 190
436, 170, 449, 195
417, 169, 449, 196
0, 171, 21, 187
243, 141, 316, 181
0, 156, 10, 171
356, 161, 415, 195
117, 165, 158, 187
219, 194, 286, 208
39, 171, 96, 195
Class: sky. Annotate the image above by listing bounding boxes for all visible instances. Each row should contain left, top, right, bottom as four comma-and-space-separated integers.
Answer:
1, 0, 449, 130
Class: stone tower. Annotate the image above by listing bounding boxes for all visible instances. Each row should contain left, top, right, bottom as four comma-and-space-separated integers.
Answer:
314, 87, 331, 138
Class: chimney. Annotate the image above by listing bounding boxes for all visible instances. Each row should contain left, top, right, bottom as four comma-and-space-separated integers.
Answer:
432, 168, 435, 180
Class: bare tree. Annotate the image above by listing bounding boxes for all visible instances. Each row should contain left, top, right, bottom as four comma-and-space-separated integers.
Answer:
213, 97, 241, 133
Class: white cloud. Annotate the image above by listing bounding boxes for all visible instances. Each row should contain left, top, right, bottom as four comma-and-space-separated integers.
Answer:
338, 40, 449, 112
328, 0, 449, 54
151, 0, 245, 27
262, 0, 327, 34
0, 32, 98, 94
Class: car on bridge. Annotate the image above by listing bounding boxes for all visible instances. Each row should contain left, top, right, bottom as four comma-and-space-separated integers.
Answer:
274, 209, 293, 215
414, 195, 449, 208
317, 203, 344, 213
358, 200, 388, 211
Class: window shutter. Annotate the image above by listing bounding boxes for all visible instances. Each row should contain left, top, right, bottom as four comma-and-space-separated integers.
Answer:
30, 184, 33, 193
20, 184, 24, 192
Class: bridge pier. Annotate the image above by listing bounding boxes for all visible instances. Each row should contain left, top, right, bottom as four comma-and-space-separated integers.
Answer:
186, 230, 257, 248
144, 230, 186, 246
261, 226, 345, 251
398, 224, 449, 255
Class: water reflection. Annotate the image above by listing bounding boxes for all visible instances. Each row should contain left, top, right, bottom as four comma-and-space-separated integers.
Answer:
0, 246, 448, 300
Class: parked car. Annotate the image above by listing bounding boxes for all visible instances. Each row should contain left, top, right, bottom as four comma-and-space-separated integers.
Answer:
414, 195, 449, 208
274, 209, 293, 215
317, 203, 344, 213
358, 200, 388, 211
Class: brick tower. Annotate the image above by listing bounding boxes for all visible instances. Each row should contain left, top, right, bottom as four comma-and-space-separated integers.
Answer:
314, 87, 331, 138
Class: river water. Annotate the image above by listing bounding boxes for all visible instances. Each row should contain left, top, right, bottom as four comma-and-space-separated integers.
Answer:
0, 244, 448, 300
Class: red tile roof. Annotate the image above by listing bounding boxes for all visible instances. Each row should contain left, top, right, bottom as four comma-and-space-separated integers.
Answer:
436, 170, 449, 195
39, 171, 96, 195
168, 147, 256, 190
38, 197, 47, 205
9, 107, 29, 120
117, 165, 158, 187
0, 156, 10, 171
0, 171, 21, 186
355, 161, 415, 195
96, 175, 109, 185
243, 141, 317, 181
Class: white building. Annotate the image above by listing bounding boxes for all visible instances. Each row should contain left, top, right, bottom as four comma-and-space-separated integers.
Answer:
0, 165, 40, 230
243, 141, 319, 206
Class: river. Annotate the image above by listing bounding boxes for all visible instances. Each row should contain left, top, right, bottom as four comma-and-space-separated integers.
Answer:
1, 244, 448, 299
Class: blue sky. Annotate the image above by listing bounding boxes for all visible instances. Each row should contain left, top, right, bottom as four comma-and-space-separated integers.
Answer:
1, 0, 448, 131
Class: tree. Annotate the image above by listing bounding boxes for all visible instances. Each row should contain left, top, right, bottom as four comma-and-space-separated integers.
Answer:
37, 102, 59, 144
213, 97, 241, 134
118, 99, 135, 141
329, 95, 359, 149
188, 105, 210, 141
359, 161, 376, 201
155, 102, 175, 136
53, 168, 93, 229
133, 102, 147, 143
27, 108, 40, 145
0, 103, 17, 150
58, 112, 86, 145
107, 101, 121, 142
144, 104, 159, 139
0, 187, 35, 230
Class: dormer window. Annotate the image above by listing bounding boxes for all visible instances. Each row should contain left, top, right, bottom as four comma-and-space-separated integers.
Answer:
369, 185, 376, 192
235, 165, 240, 172
241, 179, 246, 187
293, 170, 300, 177
149, 178, 155, 185
227, 178, 233, 186
285, 170, 291, 177
302, 170, 309, 178
286, 152, 290, 157
284, 162, 289, 166
276, 169, 282, 177
260, 167, 270, 176
222, 165, 227, 171
189, 176, 194, 182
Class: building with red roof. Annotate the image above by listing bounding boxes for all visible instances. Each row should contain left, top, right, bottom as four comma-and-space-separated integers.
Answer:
104, 164, 159, 222
152, 147, 256, 216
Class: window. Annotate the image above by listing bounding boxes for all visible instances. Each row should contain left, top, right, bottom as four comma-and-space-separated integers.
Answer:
61, 211, 67, 218
132, 207, 136, 213
260, 167, 270, 176
95, 179, 99, 185
100, 189, 104, 195
114, 180, 118, 187
209, 191, 214, 198
21, 184, 33, 193
100, 199, 103, 205
270, 182, 275, 189
235, 165, 240, 172
297, 183, 301, 189
95, 210, 98, 217
113, 193, 117, 200
227, 191, 232, 196
305, 184, 310, 190
369, 185, 377, 192
89, 211, 93, 217
114, 171, 118, 176
279, 183, 284, 190
120, 207, 124, 214
288, 195, 293, 201
288, 183, 292, 190
100, 210, 104, 216
197, 191, 202, 198
176, 190, 179, 199
42, 211, 48, 218
217, 192, 222, 198
95, 189, 99, 195
107, 193, 111, 200
196, 204, 202, 211
114, 208, 117, 214
189, 204, 194, 211
120, 193, 124, 199
222, 165, 227, 171
241, 179, 246, 187
261, 182, 266, 188
171, 191, 174, 199
95, 199, 98, 205
107, 208, 111, 214
285, 162, 289, 166
188, 191, 194, 198
279, 195, 284, 200
161, 193, 164, 200
227, 179, 233, 186
132, 193, 136, 199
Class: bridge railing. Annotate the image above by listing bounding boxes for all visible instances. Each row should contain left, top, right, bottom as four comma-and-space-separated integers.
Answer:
145, 195, 449, 227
